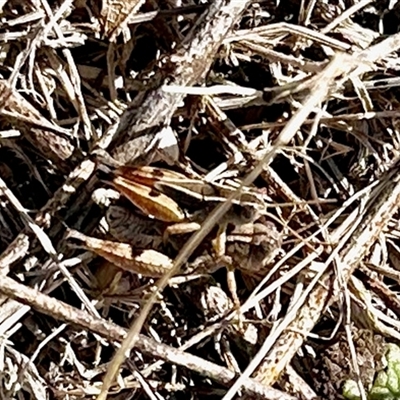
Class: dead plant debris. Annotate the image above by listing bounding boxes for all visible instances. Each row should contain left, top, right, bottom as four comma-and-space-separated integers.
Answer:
2, 1, 400, 399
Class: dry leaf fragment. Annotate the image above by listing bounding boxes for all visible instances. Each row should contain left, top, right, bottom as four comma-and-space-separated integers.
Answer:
66, 229, 173, 277
0, 80, 74, 163
100, 0, 146, 39
0, 80, 69, 135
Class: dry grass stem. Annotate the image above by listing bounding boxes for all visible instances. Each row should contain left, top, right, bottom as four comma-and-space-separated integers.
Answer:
2, 1, 400, 399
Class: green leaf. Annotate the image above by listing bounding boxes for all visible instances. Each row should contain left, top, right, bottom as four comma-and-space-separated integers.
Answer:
343, 380, 361, 400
